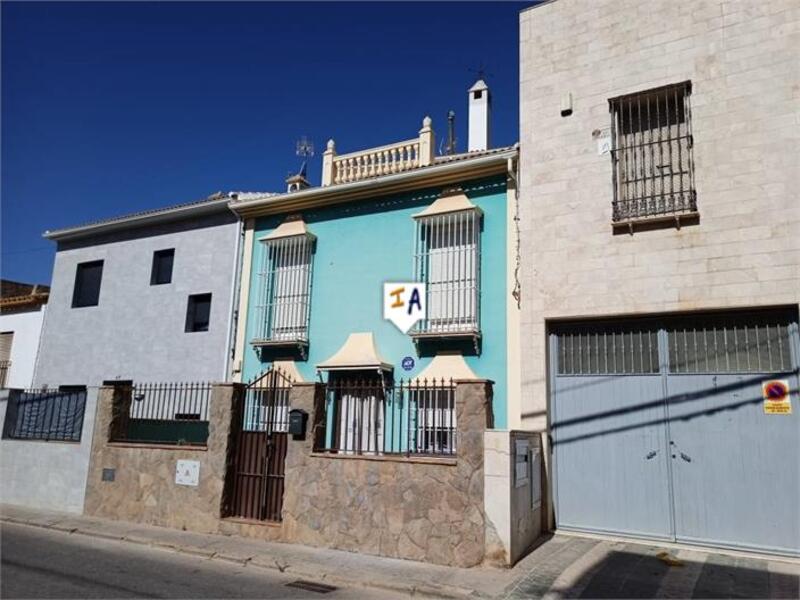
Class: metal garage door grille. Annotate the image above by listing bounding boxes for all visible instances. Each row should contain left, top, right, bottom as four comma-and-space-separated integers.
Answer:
668, 314, 793, 374
556, 324, 660, 375
555, 309, 797, 375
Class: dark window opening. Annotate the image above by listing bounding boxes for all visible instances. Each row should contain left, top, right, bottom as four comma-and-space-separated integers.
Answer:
72, 260, 104, 308
185, 293, 212, 332
473, 90, 482, 100
150, 249, 174, 285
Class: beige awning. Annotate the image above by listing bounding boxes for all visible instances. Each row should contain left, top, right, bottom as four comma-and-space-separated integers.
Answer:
410, 352, 478, 384
316, 332, 392, 372
273, 360, 305, 383
258, 215, 316, 242
412, 188, 482, 219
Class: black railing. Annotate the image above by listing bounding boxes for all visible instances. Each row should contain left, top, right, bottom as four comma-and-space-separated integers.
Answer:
0, 360, 11, 388
317, 378, 456, 457
2, 387, 87, 442
111, 382, 212, 446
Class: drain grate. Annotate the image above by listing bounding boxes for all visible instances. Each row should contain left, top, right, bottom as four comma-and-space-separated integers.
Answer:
285, 580, 338, 594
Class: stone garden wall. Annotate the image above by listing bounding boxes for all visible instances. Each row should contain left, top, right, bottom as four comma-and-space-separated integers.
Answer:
279, 381, 492, 567
83, 383, 241, 532
82, 379, 495, 568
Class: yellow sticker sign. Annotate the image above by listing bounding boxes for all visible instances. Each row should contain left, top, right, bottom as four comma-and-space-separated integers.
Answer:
762, 379, 792, 415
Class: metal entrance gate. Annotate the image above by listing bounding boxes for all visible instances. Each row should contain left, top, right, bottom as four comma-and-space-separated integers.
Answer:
224, 369, 292, 522
550, 307, 800, 555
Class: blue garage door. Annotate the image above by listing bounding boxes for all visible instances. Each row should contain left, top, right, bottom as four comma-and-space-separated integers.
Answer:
551, 307, 799, 556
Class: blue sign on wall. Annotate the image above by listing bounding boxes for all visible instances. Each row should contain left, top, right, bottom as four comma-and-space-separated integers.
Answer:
401, 356, 415, 371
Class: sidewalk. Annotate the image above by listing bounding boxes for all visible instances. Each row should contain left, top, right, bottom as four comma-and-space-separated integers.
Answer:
0, 504, 513, 598
3, 504, 798, 599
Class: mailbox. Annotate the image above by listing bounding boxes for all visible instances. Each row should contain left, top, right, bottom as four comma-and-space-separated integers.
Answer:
288, 409, 308, 438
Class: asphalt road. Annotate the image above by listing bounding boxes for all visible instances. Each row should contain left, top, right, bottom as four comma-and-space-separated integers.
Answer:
0, 522, 404, 599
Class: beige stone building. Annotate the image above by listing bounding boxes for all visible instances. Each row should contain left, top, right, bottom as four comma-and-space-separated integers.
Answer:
518, 0, 799, 555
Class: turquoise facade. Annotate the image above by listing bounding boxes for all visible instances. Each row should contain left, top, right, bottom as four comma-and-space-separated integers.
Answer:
242, 175, 509, 428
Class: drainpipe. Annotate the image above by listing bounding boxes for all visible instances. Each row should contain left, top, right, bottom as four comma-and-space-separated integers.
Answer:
223, 206, 245, 382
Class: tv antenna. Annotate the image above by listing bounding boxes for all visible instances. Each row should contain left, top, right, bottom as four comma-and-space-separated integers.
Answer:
296, 136, 315, 159
469, 62, 492, 81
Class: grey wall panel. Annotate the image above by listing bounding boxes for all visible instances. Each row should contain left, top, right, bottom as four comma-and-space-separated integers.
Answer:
34, 214, 239, 387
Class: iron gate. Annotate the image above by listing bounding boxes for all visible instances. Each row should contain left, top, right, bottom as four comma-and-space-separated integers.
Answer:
225, 369, 292, 522
550, 307, 800, 556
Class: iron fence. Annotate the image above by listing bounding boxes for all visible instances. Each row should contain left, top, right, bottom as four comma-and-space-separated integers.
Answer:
318, 378, 456, 457
110, 381, 212, 446
2, 387, 87, 442
0, 360, 11, 388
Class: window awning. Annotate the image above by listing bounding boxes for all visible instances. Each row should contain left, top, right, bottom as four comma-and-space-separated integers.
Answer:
272, 360, 305, 383
412, 188, 482, 219
410, 352, 478, 384
316, 332, 392, 372
258, 215, 316, 242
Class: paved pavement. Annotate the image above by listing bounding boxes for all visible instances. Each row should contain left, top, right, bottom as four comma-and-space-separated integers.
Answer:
504, 534, 800, 599
2, 504, 798, 599
1, 522, 403, 599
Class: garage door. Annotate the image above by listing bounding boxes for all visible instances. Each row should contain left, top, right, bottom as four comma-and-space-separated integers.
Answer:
550, 307, 800, 556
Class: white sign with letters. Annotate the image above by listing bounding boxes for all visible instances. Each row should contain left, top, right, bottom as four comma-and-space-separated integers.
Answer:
383, 282, 426, 334
175, 460, 200, 487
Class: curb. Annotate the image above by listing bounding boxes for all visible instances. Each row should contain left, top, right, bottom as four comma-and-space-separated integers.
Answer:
1, 516, 485, 599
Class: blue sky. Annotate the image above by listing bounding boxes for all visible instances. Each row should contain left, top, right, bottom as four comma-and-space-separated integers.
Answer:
2, 1, 528, 284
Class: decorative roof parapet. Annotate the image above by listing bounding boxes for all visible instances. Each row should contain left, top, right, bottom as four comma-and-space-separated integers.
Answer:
321, 117, 436, 187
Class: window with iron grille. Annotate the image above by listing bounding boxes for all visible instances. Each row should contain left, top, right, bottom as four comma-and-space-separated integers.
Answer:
411, 387, 456, 454
413, 210, 480, 334
254, 235, 314, 342
609, 81, 696, 223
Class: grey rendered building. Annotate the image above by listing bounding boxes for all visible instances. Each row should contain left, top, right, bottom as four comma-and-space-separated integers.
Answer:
518, 0, 799, 556
34, 194, 246, 387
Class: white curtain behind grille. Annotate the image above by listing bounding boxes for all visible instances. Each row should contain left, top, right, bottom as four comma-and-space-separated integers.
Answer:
424, 211, 478, 332
337, 391, 384, 455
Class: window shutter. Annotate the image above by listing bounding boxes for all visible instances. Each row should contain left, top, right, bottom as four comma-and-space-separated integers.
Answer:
0, 332, 13, 362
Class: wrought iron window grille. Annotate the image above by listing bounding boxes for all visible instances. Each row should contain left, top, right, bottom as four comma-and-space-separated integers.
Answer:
252, 234, 314, 359
609, 81, 697, 228
412, 209, 481, 351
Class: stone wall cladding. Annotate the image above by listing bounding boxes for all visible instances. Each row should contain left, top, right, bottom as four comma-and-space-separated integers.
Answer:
83, 384, 240, 532
82, 380, 493, 568
518, 0, 800, 437
281, 381, 491, 568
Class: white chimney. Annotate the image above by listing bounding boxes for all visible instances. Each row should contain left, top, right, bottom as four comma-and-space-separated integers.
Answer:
468, 79, 491, 152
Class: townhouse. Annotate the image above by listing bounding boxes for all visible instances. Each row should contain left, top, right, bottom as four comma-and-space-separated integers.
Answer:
519, 0, 799, 556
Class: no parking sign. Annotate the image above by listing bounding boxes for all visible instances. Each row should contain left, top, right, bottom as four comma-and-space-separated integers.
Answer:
762, 379, 792, 415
